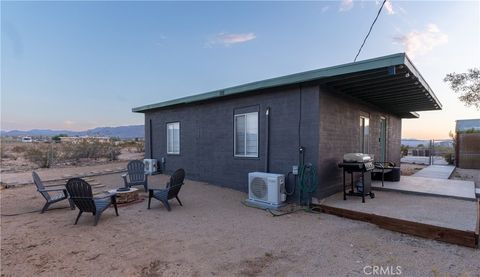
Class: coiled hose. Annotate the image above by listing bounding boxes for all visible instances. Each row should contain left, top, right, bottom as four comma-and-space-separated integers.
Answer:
285, 164, 318, 204
267, 163, 318, 216
298, 163, 318, 206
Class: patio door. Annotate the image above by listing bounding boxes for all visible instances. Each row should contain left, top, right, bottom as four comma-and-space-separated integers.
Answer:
379, 117, 387, 162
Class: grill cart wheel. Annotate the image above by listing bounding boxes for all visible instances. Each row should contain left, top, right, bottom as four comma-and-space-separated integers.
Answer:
370, 192, 375, 199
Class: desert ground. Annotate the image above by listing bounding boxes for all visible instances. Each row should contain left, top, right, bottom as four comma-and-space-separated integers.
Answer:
399, 163, 426, 176
1, 170, 480, 277
0, 140, 144, 174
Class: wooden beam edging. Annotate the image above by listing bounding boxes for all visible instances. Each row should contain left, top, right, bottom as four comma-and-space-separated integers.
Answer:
476, 200, 479, 247
314, 203, 478, 248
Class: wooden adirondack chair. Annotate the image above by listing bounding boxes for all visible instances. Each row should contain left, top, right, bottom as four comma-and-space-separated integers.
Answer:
66, 178, 118, 226
32, 171, 75, 213
148, 168, 185, 211
122, 160, 148, 192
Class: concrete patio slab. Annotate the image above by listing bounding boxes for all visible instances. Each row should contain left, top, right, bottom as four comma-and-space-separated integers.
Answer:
412, 165, 455, 179
321, 191, 477, 232
319, 191, 478, 247
372, 176, 476, 201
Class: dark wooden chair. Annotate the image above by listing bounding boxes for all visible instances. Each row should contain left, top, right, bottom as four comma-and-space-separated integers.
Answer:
148, 168, 185, 211
66, 178, 118, 226
372, 161, 396, 187
32, 171, 75, 213
122, 160, 148, 192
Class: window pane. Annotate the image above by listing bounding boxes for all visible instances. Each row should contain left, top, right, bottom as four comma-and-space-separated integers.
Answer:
359, 118, 364, 152
167, 122, 180, 154
173, 126, 180, 153
235, 115, 246, 155
246, 113, 258, 156
167, 125, 172, 153
364, 118, 369, 153
359, 117, 369, 153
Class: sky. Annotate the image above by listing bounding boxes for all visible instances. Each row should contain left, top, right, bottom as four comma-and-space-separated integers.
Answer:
1, 0, 479, 139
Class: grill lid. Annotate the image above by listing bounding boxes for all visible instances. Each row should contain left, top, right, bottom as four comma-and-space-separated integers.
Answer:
343, 153, 373, 163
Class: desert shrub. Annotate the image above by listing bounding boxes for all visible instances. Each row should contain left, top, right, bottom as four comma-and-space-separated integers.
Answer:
0, 144, 16, 160
107, 145, 121, 161
61, 142, 121, 161
24, 145, 57, 168
443, 153, 455, 165
12, 145, 28, 153
134, 141, 145, 153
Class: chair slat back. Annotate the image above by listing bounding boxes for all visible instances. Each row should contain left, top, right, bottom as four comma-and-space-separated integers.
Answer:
127, 160, 145, 182
167, 168, 185, 199
66, 178, 96, 213
32, 171, 51, 201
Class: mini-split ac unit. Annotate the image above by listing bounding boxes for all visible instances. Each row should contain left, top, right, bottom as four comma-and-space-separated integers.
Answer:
143, 159, 158, 175
248, 172, 286, 206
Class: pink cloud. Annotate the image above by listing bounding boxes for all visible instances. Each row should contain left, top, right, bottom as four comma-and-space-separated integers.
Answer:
394, 24, 448, 58
339, 0, 354, 12
208, 32, 256, 47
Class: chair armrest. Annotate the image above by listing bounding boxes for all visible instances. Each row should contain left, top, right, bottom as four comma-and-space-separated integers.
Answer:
43, 182, 68, 188
149, 188, 167, 192
38, 188, 67, 192
149, 188, 167, 198
374, 161, 395, 168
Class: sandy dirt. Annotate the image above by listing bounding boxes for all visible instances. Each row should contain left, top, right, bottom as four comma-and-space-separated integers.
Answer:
452, 168, 480, 188
1, 173, 479, 276
400, 163, 426, 176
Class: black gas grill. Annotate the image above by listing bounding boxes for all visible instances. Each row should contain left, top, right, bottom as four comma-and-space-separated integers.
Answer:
338, 155, 376, 203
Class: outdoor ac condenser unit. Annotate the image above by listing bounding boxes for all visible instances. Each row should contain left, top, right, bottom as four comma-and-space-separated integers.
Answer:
248, 172, 286, 207
143, 159, 158, 175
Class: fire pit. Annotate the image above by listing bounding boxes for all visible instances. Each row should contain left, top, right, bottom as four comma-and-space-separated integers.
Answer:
108, 188, 139, 204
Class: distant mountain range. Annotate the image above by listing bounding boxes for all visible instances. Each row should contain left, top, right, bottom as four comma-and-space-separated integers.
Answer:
0, 125, 144, 139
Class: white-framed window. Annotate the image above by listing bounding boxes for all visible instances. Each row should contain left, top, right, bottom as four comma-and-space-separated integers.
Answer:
360, 116, 369, 153
167, 122, 180, 154
234, 112, 258, 157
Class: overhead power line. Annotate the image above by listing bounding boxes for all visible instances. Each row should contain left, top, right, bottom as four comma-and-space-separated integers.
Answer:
353, 0, 387, 62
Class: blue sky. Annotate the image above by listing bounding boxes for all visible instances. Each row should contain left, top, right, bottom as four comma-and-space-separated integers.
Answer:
1, 1, 479, 139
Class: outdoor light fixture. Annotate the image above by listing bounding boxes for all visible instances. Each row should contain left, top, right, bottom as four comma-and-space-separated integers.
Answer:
388, 66, 396, 75
405, 72, 410, 78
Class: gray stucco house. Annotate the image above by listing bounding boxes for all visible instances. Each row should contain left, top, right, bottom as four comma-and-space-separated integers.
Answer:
133, 53, 441, 199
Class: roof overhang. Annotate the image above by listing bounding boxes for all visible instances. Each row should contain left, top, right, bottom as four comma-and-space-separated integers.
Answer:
133, 53, 441, 118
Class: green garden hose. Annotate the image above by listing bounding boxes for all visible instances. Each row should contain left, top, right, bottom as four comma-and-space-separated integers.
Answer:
298, 163, 318, 206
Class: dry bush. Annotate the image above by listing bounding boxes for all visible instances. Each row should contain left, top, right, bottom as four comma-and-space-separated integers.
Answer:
17, 140, 121, 169
61, 142, 121, 161
135, 141, 145, 153
1, 144, 17, 160
12, 144, 28, 153
24, 144, 57, 168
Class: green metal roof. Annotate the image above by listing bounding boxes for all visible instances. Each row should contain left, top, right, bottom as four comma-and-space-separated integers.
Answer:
132, 53, 441, 118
